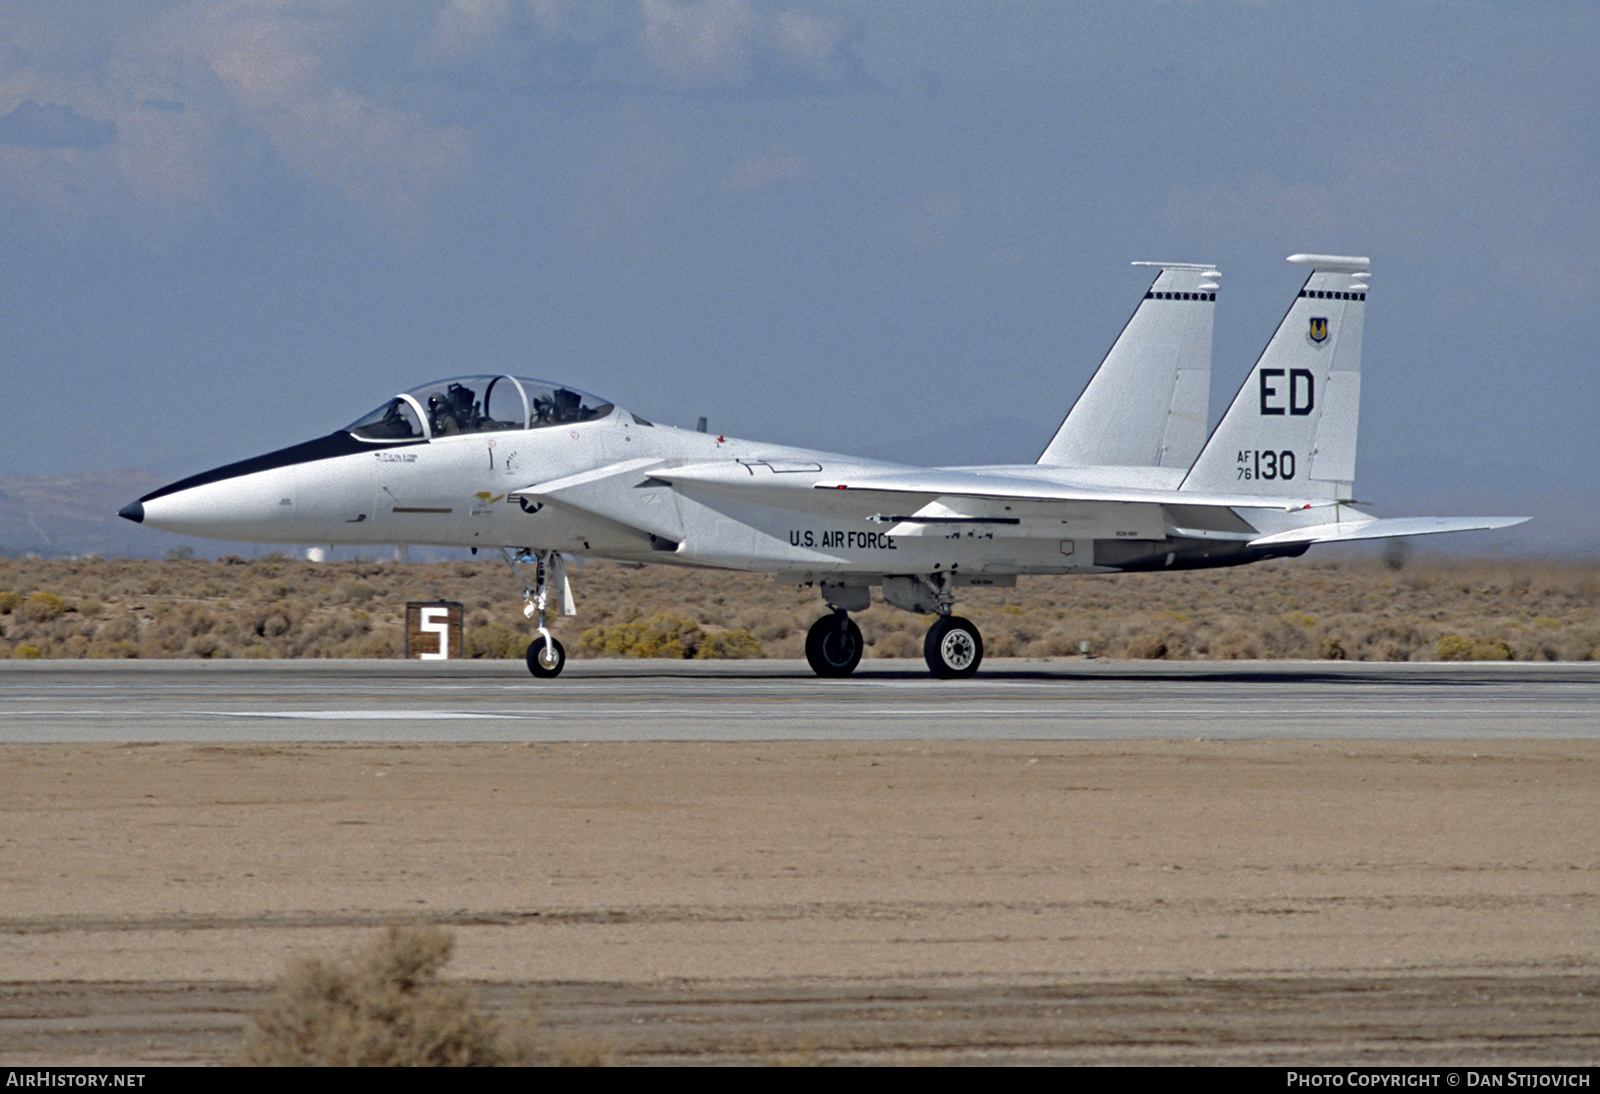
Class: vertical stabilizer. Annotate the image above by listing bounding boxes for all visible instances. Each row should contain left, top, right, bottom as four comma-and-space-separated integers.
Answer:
1180, 254, 1368, 500
1037, 262, 1218, 468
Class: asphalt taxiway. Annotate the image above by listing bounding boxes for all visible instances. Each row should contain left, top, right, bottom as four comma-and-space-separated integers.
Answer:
3, 659, 1597, 742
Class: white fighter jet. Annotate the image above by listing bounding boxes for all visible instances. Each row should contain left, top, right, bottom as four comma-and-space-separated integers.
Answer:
120, 255, 1524, 679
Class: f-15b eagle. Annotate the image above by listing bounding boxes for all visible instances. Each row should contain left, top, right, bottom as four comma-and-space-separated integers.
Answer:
120, 254, 1524, 679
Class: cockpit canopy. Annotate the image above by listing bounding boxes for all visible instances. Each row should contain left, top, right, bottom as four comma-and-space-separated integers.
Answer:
345, 375, 615, 442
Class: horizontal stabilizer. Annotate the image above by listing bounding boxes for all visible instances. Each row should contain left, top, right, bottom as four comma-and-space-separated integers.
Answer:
1248, 515, 1529, 548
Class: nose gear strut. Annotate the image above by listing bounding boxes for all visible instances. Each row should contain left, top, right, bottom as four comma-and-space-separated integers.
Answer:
501, 547, 574, 677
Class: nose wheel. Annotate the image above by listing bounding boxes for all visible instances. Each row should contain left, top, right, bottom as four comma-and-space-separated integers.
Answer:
805, 612, 863, 677
924, 615, 982, 678
526, 635, 566, 678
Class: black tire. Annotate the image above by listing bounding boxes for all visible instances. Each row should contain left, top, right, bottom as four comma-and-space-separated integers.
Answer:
526, 635, 566, 678
805, 614, 863, 677
924, 616, 982, 679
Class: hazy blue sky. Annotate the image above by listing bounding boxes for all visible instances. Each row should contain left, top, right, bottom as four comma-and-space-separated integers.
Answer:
3, 1, 1595, 551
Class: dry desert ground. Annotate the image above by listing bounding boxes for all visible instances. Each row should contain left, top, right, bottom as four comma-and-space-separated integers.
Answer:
1, 739, 1597, 1065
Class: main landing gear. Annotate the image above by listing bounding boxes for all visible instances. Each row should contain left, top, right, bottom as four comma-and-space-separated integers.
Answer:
923, 615, 983, 679
802, 609, 985, 679
502, 547, 569, 678
805, 611, 863, 677
803, 574, 985, 680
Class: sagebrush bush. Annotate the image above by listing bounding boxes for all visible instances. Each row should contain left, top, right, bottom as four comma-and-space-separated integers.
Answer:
695, 628, 767, 659
242, 924, 605, 1067
577, 612, 766, 659
19, 591, 68, 623
1436, 634, 1514, 661
463, 622, 526, 659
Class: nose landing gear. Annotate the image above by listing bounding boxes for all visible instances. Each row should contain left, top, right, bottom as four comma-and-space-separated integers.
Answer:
502, 547, 573, 679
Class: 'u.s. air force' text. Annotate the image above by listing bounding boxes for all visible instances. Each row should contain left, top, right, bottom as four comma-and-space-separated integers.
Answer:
790, 529, 898, 550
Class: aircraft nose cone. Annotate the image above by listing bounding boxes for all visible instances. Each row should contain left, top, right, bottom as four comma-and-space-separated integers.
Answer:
118, 500, 145, 524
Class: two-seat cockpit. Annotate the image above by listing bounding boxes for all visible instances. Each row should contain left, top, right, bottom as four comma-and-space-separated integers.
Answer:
345, 375, 616, 443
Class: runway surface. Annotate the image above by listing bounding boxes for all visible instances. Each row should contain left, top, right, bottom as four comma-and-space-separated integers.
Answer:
4, 658, 1597, 742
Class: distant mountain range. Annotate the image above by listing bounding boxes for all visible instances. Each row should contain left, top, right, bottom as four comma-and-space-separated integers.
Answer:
0, 470, 178, 559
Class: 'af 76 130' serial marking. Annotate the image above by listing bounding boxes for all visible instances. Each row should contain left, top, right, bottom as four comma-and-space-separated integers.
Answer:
1237, 450, 1297, 481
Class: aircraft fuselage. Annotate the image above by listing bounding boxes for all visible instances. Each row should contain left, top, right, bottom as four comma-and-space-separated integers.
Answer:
127, 408, 1279, 581
121, 257, 1526, 679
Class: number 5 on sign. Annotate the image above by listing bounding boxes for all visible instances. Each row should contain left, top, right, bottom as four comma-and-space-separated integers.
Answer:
405, 601, 463, 660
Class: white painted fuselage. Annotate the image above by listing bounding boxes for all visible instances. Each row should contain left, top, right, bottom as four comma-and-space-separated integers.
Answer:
122, 256, 1526, 679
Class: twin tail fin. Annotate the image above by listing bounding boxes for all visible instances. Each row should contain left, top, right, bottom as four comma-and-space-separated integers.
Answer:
1038, 262, 1219, 470
1180, 254, 1369, 501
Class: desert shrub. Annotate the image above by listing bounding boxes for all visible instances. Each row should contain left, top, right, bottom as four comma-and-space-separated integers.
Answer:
244, 607, 296, 639
333, 580, 377, 605
56, 634, 91, 658
577, 612, 765, 659
1208, 625, 1263, 659
464, 622, 526, 659
351, 631, 399, 658
1126, 634, 1171, 660
1317, 634, 1348, 660
578, 614, 692, 658
242, 924, 602, 1066
694, 628, 768, 660
1548, 628, 1600, 661
183, 634, 228, 659
755, 619, 796, 643
18, 592, 68, 623
1436, 634, 1514, 661
870, 629, 920, 659
1353, 621, 1429, 661
88, 638, 141, 658
0, 591, 20, 614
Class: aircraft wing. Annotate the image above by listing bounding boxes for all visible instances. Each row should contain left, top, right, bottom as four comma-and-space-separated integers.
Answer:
811, 472, 1529, 545
656, 461, 1285, 510
652, 461, 1305, 541
525, 458, 1528, 548
814, 467, 1324, 512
